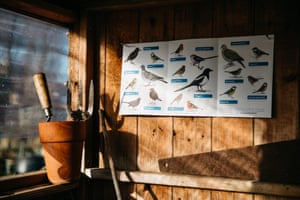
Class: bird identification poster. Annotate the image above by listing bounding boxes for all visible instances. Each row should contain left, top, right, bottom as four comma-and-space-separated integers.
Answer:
119, 34, 274, 118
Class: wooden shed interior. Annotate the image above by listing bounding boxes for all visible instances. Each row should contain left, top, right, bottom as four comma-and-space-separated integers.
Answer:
0, 0, 300, 199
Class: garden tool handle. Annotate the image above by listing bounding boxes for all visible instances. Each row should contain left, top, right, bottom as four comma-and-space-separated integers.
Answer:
33, 73, 52, 121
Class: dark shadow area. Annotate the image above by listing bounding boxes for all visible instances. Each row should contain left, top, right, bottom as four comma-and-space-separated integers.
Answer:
99, 93, 138, 171
159, 139, 300, 184
97, 93, 138, 198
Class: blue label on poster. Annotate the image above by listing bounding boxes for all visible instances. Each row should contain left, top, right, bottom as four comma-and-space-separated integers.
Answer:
171, 78, 188, 83
247, 95, 267, 100
249, 62, 269, 66
147, 64, 164, 68
194, 94, 213, 98
124, 70, 139, 75
170, 57, 186, 62
143, 46, 159, 50
231, 41, 250, 46
144, 106, 161, 111
195, 46, 214, 51
225, 79, 244, 84
219, 100, 238, 104
124, 92, 139, 96
168, 107, 184, 111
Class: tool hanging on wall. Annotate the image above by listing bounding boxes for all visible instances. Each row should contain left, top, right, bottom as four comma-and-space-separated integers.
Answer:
99, 109, 122, 200
33, 73, 52, 122
66, 80, 94, 121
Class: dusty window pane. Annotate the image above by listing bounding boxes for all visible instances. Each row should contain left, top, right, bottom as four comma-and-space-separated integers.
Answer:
0, 8, 69, 176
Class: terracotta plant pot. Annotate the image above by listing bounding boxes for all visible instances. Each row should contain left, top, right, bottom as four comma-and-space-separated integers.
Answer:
38, 121, 86, 184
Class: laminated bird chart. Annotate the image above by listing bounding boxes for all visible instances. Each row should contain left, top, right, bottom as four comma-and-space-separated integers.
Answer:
119, 35, 274, 118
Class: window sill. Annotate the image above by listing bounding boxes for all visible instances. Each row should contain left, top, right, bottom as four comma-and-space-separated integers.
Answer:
0, 171, 79, 200
0, 182, 79, 200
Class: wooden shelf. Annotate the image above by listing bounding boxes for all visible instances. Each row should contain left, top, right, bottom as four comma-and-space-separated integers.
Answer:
85, 168, 300, 198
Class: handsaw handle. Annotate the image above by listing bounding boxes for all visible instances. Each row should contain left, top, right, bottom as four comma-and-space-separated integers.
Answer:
33, 73, 52, 121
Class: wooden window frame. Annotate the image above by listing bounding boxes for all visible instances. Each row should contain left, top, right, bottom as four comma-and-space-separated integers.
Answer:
0, 1, 86, 197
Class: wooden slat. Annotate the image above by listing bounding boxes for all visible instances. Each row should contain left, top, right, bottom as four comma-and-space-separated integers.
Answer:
212, 0, 254, 149
137, 6, 174, 199
85, 168, 300, 198
213, 0, 254, 36
137, 6, 173, 172
172, 2, 214, 199
212, 0, 254, 199
172, 2, 214, 156
98, 10, 140, 199
101, 10, 139, 170
253, 0, 299, 145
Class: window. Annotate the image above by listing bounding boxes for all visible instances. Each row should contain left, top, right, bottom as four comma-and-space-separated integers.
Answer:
0, 8, 69, 176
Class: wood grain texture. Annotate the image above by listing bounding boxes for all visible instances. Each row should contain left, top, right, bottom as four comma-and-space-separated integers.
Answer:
101, 10, 140, 171
172, 3, 214, 198
85, 168, 300, 198
92, 0, 300, 199
211, 0, 254, 199
253, 0, 299, 145
137, 7, 173, 172
173, 187, 211, 200
172, 2, 214, 156
136, 7, 174, 199
212, 0, 254, 150
159, 139, 300, 184
96, 10, 141, 199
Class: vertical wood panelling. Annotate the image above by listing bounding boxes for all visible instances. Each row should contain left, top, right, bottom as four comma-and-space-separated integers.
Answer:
212, 0, 254, 199
137, 6, 173, 172
137, 6, 173, 199
98, 10, 140, 199
212, 0, 254, 150
253, 0, 299, 145
135, 184, 172, 200
213, 0, 254, 37
98, 11, 107, 169
102, 10, 139, 170
252, 1, 300, 197
211, 0, 254, 149
212, 118, 253, 151
172, 2, 214, 199
172, 2, 213, 157
93, 0, 300, 199
68, 22, 81, 118
254, 194, 297, 200
173, 187, 211, 200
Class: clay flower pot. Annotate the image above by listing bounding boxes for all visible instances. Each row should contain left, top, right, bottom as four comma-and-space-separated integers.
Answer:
38, 121, 86, 184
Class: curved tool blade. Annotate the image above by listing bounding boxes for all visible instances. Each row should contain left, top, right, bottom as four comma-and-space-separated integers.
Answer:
87, 80, 94, 118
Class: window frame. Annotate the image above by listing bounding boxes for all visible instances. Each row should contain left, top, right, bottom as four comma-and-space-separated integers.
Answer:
0, 0, 85, 195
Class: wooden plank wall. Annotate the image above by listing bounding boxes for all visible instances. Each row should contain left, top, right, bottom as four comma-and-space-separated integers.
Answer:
93, 0, 299, 199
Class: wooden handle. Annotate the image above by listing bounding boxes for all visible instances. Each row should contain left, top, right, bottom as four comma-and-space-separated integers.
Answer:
33, 73, 52, 110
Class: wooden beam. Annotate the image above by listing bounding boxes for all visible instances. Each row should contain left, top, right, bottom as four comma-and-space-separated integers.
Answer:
81, 0, 203, 11
85, 169, 300, 198
0, 0, 78, 25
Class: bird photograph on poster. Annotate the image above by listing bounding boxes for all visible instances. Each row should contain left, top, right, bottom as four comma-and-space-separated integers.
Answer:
119, 35, 274, 118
